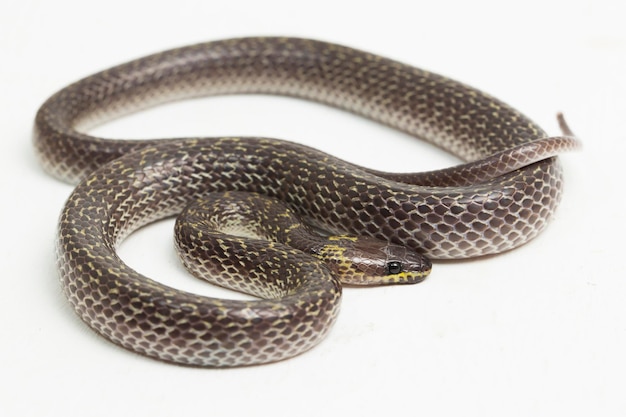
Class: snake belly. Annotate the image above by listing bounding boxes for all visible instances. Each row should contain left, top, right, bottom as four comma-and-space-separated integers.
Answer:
34, 37, 578, 366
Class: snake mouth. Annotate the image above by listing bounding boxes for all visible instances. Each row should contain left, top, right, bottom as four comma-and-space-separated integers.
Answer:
383, 257, 432, 285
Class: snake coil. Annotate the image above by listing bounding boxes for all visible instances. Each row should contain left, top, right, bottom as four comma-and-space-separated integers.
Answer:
34, 37, 578, 366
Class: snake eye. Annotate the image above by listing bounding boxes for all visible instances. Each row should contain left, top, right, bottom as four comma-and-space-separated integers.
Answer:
386, 261, 403, 275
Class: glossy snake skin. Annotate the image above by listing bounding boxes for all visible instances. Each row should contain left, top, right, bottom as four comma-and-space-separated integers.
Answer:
33, 37, 578, 366
175, 191, 431, 287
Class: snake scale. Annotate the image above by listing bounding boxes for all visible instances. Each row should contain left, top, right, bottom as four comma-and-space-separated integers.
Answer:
34, 37, 578, 367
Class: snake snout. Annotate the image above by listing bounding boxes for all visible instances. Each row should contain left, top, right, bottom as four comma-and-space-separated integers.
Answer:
382, 243, 432, 284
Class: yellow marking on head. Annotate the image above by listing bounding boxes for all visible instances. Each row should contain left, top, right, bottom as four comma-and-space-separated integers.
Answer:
319, 238, 361, 280
317, 244, 346, 256
315, 243, 349, 264
382, 270, 430, 284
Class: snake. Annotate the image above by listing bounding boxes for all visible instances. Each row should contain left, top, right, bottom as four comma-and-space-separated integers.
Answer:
33, 37, 578, 367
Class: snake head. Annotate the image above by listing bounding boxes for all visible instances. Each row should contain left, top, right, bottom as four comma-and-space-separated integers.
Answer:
317, 235, 431, 285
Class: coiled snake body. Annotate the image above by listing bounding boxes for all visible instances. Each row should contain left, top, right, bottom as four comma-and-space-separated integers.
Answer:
34, 37, 578, 366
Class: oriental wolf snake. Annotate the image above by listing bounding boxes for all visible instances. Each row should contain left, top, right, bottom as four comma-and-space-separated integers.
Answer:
34, 37, 578, 366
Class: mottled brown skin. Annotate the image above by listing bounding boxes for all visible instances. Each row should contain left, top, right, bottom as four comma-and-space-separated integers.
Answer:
35, 37, 578, 366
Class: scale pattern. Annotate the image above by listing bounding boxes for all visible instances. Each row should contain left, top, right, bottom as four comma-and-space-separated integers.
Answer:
34, 37, 578, 366
175, 192, 431, 287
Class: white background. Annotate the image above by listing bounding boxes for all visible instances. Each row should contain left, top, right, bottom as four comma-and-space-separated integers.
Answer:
1, 0, 624, 415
